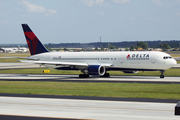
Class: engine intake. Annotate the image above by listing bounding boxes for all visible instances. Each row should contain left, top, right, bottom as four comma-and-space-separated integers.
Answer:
88, 65, 106, 76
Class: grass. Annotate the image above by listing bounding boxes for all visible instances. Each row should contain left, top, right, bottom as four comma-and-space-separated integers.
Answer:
171, 54, 180, 57
165, 51, 180, 54
0, 68, 81, 74
0, 58, 22, 63
0, 53, 30, 57
0, 81, 180, 100
0, 53, 30, 62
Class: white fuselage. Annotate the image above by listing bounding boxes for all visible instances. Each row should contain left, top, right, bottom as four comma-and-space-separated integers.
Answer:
29, 51, 177, 71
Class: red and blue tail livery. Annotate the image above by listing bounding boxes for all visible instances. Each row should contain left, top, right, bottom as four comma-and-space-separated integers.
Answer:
22, 24, 49, 55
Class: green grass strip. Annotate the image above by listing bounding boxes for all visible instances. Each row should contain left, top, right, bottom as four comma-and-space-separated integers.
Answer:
0, 53, 30, 57
0, 58, 22, 63
0, 81, 180, 100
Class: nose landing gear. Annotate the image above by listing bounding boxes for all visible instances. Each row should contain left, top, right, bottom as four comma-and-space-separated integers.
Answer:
160, 70, 165, 78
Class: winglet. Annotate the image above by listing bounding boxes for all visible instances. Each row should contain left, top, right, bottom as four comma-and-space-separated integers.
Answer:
22, 24, 49, 55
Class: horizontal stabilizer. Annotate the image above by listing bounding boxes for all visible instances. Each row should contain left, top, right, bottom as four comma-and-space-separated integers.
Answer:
7, 56, 39, 61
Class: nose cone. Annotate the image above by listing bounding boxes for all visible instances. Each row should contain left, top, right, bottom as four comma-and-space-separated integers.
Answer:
173, 58, 177, 64
164, 58, 177, 69
170, 58, 177, 67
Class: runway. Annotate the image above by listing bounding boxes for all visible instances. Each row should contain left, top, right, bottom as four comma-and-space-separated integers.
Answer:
0, 74, 180, 84
0, 96, 179, 120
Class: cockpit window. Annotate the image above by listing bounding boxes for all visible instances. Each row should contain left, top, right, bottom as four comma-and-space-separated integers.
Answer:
163, 56, 172, 59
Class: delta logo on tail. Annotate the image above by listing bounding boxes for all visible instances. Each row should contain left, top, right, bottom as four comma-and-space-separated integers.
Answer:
22, 24, 49, 55
126, 54, 149, 60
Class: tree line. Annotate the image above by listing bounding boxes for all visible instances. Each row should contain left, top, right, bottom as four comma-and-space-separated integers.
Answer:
46, 40, 180, 49
0, 40, 179, 50
127, 42, 172, 51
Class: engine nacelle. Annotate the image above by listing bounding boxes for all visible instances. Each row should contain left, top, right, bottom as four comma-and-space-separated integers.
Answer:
123, 71, 138, 74
88, 65, 106, 76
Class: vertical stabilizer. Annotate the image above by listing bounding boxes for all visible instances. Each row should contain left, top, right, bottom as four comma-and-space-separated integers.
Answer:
22, 24, 49, 55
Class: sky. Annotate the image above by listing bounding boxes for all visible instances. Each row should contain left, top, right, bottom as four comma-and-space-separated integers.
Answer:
1, 0, 180, 44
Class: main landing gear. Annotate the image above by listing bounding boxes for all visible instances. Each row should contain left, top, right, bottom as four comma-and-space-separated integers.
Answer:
79, 74, 89, 78
160, 70, 165, 78
100, 73, 110, 77
79, 69, 89, 78
79, 73, 110, 78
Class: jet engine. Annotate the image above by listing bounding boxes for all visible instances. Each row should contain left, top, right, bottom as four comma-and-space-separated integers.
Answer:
123, 71, 139, 74
88, 65, 106, 76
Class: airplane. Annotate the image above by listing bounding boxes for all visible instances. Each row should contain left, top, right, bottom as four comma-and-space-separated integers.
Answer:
20, 24, 177, 78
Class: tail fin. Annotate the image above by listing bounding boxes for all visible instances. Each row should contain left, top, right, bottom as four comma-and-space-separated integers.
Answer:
21, 24, 49, 55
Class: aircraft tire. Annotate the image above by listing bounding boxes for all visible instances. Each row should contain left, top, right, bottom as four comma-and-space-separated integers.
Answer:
160, 75, 164, 78
79, 74, 89, 78
101, 73, 110, 77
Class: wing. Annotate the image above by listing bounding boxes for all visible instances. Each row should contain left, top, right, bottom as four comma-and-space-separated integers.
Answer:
19, 60, 113, 68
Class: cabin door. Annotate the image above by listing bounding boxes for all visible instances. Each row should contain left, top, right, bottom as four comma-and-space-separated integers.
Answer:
151, 55, 156, 63
120, 57, 124, 64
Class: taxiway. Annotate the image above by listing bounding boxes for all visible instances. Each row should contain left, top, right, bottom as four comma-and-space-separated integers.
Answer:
0, 74, 180, 84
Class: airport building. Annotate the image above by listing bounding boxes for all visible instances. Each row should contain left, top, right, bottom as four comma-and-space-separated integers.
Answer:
1, 46, 29, 53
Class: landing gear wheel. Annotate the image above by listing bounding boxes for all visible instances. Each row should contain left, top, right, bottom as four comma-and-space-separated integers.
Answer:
159, 70, 165, 79
160, 75, 164, 78
79, 74, 89, 78
101, 73, 110, 77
